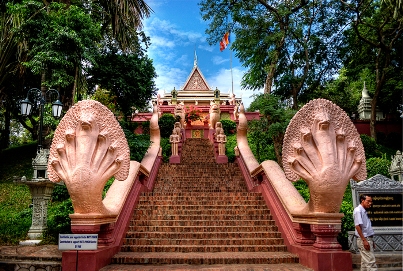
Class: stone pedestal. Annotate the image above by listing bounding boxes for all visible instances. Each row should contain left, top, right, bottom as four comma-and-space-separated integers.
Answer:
26, 181, 55, 239
216, 155, 228, 164
17, 149, 55, 240
169, 155, 181, 164
293, 212, 344, 250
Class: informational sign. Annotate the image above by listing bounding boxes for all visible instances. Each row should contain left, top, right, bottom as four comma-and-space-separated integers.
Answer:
367, 194, 403, 227
58, 234, 98, 250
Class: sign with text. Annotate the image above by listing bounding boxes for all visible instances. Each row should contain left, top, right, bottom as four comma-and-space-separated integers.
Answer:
367, 194, 403, 227
58, 234, 98, 250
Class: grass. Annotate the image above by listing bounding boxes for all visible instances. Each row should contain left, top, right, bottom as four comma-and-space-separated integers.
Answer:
0, 143, 37, 245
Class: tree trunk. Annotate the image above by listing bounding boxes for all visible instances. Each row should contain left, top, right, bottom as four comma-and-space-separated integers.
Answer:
264, 62, 276, 94
72, 65, 78, 105
0, 104, 11, 150
273, 134, 284, 168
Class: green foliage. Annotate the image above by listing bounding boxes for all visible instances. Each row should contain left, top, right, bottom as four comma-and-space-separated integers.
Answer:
301, 68, 363, 115
292, 180, 310, 203
220, 119, 236, 135
200, 0, 347, 106
247, 94, 295, 164
340, 0, 403, 121
158, 114, 176, 138
160, 137, 171, 163
91, 88, 117, 113
367, 157, 391, 178
225, 134, 237, 162
120, 120, 150, 161
338, 185, 354, 250
43, 199, 73, 244
0, 183, 32, 244
0, 207, 32, 244
360, 134, 380, 159
51, 184, 70, 202
87, 49, 157, 116
247, 121, 277, 164
10, 1, 101, 87
141, 121, 150, 135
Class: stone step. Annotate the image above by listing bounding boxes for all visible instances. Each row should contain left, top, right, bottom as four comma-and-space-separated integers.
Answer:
137, 199, 266, 205
127, 225, 279, 233
152, 189, 248, 193
109, 138, 299, 270
108, 252, 300, 266
134, 205, 270, 211
123, 237, 284, 246
100, 263, 313, 271
120, 245, 289, 253
142, 192, 261, 197
132, 214, 272, 221
129, 220, 276, 227
124, 231, 282, 239
140, 196, 263, 202
133, 209, 270, 216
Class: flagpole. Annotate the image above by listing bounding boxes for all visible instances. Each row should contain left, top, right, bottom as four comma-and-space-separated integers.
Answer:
230, 34, 234, 95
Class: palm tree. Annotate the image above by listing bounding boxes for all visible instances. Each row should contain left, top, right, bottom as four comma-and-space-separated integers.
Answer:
97, 0, 153, 52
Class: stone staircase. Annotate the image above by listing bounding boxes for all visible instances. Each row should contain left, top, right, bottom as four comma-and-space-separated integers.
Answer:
101, 138, 311, 270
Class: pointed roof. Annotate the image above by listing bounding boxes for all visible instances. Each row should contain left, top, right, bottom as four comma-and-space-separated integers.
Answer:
181, 65, 211, 91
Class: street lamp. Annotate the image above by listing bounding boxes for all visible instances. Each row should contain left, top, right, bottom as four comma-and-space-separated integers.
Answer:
20, 88, 63, 151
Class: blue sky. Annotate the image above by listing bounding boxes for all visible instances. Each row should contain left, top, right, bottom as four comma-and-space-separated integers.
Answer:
143, 0, 262, 108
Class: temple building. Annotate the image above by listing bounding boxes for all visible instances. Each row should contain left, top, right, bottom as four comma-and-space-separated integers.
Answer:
131, 54, 259, 137
157, 55, 241, 106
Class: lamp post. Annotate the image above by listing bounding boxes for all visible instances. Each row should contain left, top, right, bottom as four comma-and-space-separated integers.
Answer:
18, 88, 63, 241
20, 88, 63, 151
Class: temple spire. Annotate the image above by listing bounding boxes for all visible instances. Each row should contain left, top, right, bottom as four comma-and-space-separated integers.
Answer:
193, 49, 198, 67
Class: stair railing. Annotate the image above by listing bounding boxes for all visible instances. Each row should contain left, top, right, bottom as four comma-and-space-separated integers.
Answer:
60, 103, 162, 271
235, 102, 355, 271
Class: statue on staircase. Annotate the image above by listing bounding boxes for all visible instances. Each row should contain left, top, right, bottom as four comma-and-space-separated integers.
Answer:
170, 129, 180, 156
214, 122, 223, 141
173, 122, 182, 142
217, 130, 227, 156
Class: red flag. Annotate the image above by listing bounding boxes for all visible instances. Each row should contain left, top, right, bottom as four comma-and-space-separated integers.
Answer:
219, 32, 230, 51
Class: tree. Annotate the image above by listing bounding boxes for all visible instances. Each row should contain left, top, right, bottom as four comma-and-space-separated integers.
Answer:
0, 0, 153, 150
87, 50, 157, 116
341, 0, 403, 140
200, 0, 348, 108
248, 94, 296, 166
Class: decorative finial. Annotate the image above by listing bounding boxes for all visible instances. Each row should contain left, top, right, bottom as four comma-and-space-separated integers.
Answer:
362, 81, 370, 98
194, 49, 197, 67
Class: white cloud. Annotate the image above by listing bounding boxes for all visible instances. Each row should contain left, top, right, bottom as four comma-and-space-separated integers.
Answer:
207, 67, 262, 109
198, 44, 214, 52
212, 56, 229, 65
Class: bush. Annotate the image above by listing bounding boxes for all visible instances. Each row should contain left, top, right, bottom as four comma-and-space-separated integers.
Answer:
43, 199, 73, 244
0, 208, 32, 244
51, 184, 70, 202
160, 137, 171, 162
220, 119, 237, 135
0, 183, 32, 244
225, 134, 237, 162
293, 180, 310, 202
158, 114, 176, 138
366, 156, 391, 178
360, 134, 380, 159
338, 185, 354, 250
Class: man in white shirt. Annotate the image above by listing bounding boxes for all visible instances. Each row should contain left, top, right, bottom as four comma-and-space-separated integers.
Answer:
353, 194, 377, 271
